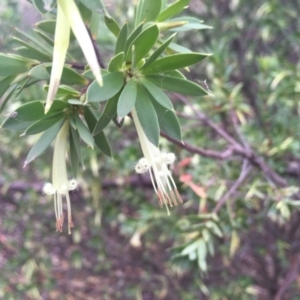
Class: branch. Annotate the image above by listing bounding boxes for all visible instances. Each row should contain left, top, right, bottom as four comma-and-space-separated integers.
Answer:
274, 253, 300, 300
176, 94, 287, 188
213, 160, 252, 214
86, 27, 106, 69
161, 131, 235, 160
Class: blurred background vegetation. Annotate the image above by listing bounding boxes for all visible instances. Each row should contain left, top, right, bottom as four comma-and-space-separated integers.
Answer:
1, 0, 300, 299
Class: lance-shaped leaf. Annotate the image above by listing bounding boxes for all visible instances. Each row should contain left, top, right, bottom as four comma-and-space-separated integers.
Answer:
108, 52, 124, 72
1, 99, 69, 131
140, 78, 173, 110
0, 76, 16, 98
127, 24, 160, 63
145, 74, 208, 96
141, 52, 211, 74
36, 20, 56, 35
149, 94, 182, 141
169, 17, 212, 32
142, 33, 176, 70
117, 79, 137, 118
34, 29, 55, 46
44, 85, 80, 98
44, 3, 70, 113
86, 71, 124, 102
93, 92, 120, 135
135, 0, 162, 26
135, 85, 159, 146
70, 124, 84, 169
24, 119, 65, 166
22, 112, 65, 136
124, 22, 144, 57
15, 47, 50, 62
74, 114, 95, 148
45, 65, 88, 85
58, 0, 103, 84
83, 107, 112, 157
115, 23, 128, 55
105, 15, 120, 37
0, 54, 33, 76
156, 0, 190, 22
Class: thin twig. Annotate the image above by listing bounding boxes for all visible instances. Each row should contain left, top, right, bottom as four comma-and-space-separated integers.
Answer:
161, 132, 235, 160
213, 160, 252, 214
176, 94, 287, 187
274, 253, 300, 300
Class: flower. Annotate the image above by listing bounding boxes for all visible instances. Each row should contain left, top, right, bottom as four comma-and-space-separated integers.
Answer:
131, 108, 182, 214
45, 0, 102, 113
43, 121, 77, 233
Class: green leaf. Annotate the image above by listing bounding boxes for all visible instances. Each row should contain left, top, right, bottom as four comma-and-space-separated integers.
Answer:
13, 36, 51, 60
117, 79, 137, 118
14, 27, 52, 55
140, 78, 173, 110
124, 22, 144, 57
0, 54, 32, 76
69, 131, 79, 178
1, 118, 33, 131
68, 99, 83, 105
115, 23, 128, 55
108, 52, 125, 72
135, 85, 159, 146
35, 20, 56, 35
32, 0, 55, 14
135, 0, 162, 26
34, 29, 55, 46
22, 113, 65, 135
28, 64, 50, 80
142, 53, 210, 74
0, 83, 19, 114
149, 94, 181, 141
3, 100, 44, 122
24, 119, 65, 166
168, 42, 192, 53
156, 0, 190, 22
165, 69, 186, 79
145, 74, 208, 96
45, 65, 88, 85
127, 25, 160, 63
142, 33, 176, 70
0, 75, 16, 98
79, 0, 105, 11
15, 47, 48, 62
93, 92, 119, 135
44, 85, 81, 98
169, 17, 212, 32
74, 114, 95, 148
104, 15, 120, 37
87, 72, 125, 102
83, 107, 112, 157
70, 124, 84, 169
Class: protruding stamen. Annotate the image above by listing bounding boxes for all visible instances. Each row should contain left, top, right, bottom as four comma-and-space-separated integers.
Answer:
175, 189, 183, 204
170, 190, 178, 206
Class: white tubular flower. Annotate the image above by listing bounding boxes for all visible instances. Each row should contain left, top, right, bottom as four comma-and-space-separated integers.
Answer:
43, 121, 77, 234
58, 0, 103, 84
45, 3, 70, 113
132, 108, 182, 214
45, 0, 103, 113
